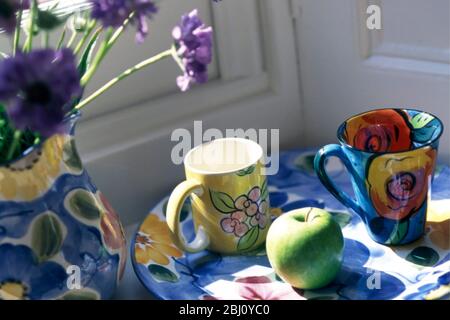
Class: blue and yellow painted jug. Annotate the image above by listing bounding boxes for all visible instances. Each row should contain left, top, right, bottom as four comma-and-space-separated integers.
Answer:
0, 113, 126, 300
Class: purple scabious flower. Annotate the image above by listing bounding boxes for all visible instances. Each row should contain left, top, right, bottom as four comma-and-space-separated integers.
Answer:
172, 9, 213, 92
0, 0, 29, 34
0, 49, 81, 137
90, 0, 158, 43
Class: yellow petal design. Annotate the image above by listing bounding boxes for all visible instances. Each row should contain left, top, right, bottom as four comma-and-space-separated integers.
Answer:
0, 135, 65, 201
135, 214, 183, 266
0, 282, 26, 300
367, 148, 436, 220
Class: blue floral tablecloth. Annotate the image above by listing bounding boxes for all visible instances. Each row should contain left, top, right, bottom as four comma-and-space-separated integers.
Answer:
131, 148, 450, 300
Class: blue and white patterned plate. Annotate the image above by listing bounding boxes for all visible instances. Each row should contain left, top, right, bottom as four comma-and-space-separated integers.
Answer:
131, 149, 450, 300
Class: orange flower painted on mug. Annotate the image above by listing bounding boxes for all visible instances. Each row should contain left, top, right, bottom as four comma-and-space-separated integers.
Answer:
367, 147, 437, 220
343, 109, 412, 153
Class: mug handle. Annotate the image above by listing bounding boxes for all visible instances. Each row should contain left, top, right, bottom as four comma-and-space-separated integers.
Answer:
166, 180, 210, 253
314, 144, 364, 217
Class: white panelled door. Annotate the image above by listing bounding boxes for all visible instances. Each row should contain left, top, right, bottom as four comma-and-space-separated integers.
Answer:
293, 0, 450, 163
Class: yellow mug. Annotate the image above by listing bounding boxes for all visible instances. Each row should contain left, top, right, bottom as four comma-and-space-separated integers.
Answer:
167, 138, 271, 254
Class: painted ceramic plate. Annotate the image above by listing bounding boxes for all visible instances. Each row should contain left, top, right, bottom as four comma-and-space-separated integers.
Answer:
131, 149, 450, 300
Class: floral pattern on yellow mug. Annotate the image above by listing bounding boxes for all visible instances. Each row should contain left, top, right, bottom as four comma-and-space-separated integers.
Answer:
166, 138, 271, 254
211, 180, 269, 252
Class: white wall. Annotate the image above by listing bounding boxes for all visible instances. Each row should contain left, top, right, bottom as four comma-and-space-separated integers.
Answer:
76, 0, 303, 225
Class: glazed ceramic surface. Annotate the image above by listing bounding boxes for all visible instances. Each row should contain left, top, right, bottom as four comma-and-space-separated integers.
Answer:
132, 148, 450, 300
315, 109, 443, 245
0, 113, 126, 300
166, 138, 270, 254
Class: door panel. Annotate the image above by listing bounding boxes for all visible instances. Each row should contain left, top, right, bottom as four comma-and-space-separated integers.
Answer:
293, 0, 450, 162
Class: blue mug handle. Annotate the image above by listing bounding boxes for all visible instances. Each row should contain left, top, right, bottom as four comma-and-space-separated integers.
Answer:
314, 144, 364, 217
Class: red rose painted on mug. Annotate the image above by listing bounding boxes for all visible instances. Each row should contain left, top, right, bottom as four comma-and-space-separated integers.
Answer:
343, 109, 412, 152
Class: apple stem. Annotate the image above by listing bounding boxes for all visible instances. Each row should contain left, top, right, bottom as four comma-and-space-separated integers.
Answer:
305, 208, 313, 222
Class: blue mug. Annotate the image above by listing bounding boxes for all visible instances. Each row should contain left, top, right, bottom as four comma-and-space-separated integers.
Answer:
314, 108, 444, 245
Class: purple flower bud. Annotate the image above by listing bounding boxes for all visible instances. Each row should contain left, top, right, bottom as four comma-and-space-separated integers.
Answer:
173, 9, 213, 91
90, 0, 158, 43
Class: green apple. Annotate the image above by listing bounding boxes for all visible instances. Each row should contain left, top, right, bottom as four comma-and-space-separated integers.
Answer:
266, 207, 344, 290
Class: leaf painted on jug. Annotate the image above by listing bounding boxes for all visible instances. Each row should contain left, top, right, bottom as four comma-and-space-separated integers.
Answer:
63, 139, 83, 172
31, 213, 65, 262
67, 189, 101, 221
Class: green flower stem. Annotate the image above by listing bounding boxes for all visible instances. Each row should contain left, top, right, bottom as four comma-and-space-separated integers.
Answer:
171, 46, 185, 72
107, 12, 134, 47
74, 20, 97, 55
80, 28, 113, 86
6, 131, 22, 162
56, 26, 67, 50
13, 2, 23, 55
80, 13, 133, 86
66, 30, 77, 48
75, 48, 173, 111
23, 0, 38, 52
